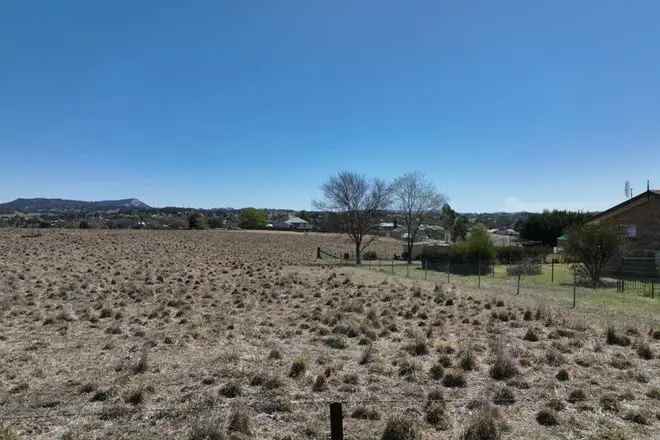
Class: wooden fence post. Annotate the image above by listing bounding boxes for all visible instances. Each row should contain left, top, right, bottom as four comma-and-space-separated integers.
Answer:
330, 402, 344, 440
516, 273, 521, 296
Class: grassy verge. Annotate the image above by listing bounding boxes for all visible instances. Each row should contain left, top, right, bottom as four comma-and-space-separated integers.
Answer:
357, 261, 660, 320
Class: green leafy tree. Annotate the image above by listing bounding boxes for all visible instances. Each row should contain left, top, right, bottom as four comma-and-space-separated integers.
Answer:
451, 216, 469, 242
564, 223, 622, 287
464, 224, 496, 262
188, 212, 208, 230
519, 210, 591, 246
207, 216, 225, 229
239, 208, 267, 229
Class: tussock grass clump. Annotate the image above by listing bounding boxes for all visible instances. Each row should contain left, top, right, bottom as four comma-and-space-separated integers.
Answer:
429, 362, 445, 380
489, 344, 517, 381
567, 388, 586, 403
312, 375, 327, 392
545, 349, 566, 367
131, 350, 149, 375
381, 415, 420, 440
437, 354, 452, 368
219, 382, 242, 398
492, 386, 515, 406
522, 328, 539, 342
599, 394, 620, 412
461, 405, 500, 440
189, 414, 225, 440
351, 406, 380, 420
359, 344, 374, 365
227, 406, 251, 437
546, 398, 565, 412
637, 342, 654, 360
442, 370, 466, 388
124, 386, 145, 406
268, 348, 282, 360
324, 336, 347, 349
555, 369, 569, 382
398, 358, 421, 382
425, 401, 450, 430
536, 408, 559, 426
459, 347, 478, 371
404, 335, 429, 356
288, 357, 307, 378
606, 327, 631, 346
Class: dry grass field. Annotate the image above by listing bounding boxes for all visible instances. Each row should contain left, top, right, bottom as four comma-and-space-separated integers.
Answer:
1, 229, 659, 439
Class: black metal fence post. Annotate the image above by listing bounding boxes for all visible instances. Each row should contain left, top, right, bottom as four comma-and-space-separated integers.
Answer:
551, 259, 554, 283
330, 402, 344, 440
477, 256, 481, 289
572, 268, 577, 309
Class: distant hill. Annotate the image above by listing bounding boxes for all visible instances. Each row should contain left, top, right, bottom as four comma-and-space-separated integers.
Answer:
0, 198, 150, 213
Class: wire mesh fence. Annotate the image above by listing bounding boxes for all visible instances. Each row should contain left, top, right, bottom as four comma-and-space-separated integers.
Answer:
317, 246, 660, 326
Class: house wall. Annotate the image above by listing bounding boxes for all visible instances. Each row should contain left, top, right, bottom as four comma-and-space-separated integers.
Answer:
595, 196, 660, 252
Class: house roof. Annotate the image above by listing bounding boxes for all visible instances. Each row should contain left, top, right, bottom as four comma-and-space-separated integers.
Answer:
589, 189, 660, 223
285, 216, 308, 224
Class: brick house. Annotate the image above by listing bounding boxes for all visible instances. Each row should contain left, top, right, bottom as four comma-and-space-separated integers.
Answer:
588, 189, 660, 254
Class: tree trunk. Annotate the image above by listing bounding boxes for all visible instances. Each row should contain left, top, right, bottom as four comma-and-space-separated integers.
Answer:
407, 240, 413, 264
355, 241, 362, 265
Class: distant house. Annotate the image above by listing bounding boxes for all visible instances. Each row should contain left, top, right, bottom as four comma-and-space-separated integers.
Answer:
271, 215, 312, 231
588, 189, 660, 253
487, 227, 521, 247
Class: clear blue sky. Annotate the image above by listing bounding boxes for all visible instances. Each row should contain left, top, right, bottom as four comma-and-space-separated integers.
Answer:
2, 1, 659, 212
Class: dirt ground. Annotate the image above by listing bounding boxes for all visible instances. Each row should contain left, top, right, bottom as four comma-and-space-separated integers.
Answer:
0, 229, 658, 439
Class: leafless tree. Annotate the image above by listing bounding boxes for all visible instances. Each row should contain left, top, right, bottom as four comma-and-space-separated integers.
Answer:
392, 172, 446, 264
315, 171, 391, 264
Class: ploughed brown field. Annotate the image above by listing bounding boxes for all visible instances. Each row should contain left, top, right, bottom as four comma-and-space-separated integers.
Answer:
0, 229, 658, 440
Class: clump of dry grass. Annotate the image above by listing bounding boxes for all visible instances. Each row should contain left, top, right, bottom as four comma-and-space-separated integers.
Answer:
536, 408, 559, 426
458, 346, 478, 371
288, 357, 307, 378
424, 389, 449, 429
359, 344, 374, 365
312, 375, 327, 392
599, 393, 620, 412
637, 342, 654, 360
227, 405, 251, 437
351, 406, 380, 420
381, 415, 420, 440
555, 369, 570, 382
606, 327, 631, 346
189, 414, 224, 440
442, 369, 466, 388
429, 362, 445, 380
492, 385, 515, 406
461, 405, 501, 440
219, 382, 242, 398
489, 343, 517, 381
522, 327, 539, 342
